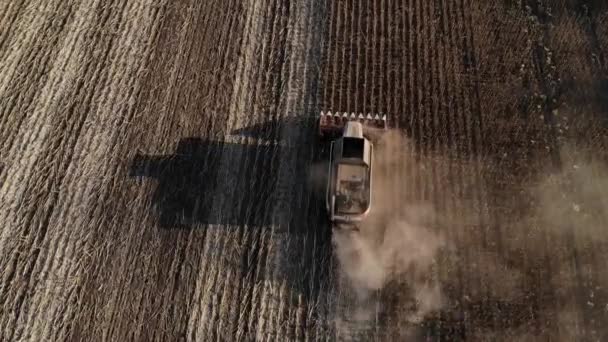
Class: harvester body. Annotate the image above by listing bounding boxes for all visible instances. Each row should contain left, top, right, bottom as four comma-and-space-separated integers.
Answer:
319, 111, 387, 227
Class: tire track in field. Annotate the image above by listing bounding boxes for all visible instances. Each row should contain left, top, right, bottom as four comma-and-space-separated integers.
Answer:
233, 0, 289, 339
253, 0, 327, 339
182, 0, 273, 339
303, 2, 334, 340
309, 0, 352, 337
165, 3, 282, 339
250, 0, 304, 337
174, 1, 247, 340
210, 0, 285, 339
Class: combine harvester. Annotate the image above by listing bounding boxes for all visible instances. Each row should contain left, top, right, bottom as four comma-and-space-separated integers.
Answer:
318, 111, 388, 230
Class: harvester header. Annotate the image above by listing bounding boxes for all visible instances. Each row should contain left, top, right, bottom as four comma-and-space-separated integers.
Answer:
318, 111, 387, 139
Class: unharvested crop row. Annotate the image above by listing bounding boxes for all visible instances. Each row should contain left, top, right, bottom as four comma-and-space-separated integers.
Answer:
321, 0, 483, 154
317, 0, 606, 340
317, 0, 489, 339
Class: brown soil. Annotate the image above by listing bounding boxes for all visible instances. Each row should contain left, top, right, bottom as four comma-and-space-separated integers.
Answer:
0, 0, 606, 341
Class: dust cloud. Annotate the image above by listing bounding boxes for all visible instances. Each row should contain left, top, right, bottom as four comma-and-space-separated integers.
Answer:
531, 148, 608, 339
535, 148, 608, 241
319, 123, 608, 339
448, 144, 608, 340
332, 130, 446, 324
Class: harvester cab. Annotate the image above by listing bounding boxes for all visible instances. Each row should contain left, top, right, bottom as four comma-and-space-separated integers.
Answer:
318, 111, 387, 229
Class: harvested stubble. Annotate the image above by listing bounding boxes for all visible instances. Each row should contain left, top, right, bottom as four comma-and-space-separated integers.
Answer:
0, 0, 606, 341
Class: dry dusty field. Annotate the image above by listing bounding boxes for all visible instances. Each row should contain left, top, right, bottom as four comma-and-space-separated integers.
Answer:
0, 0, 607, 341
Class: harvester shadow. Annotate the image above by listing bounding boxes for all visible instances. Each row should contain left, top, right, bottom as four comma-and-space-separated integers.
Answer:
130, 124, 334, 314
130, 137, 287, 229
230, 118, 336, 315
229, 116, 307, 140
129, 116, 328, 229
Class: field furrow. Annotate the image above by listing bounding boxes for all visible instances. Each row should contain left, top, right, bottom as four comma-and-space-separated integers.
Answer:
12, 2, 163, 341
0, 0, 107, 320
0, 0, 77, 135
0, 0, 29, 60
1, 0, 607, 341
